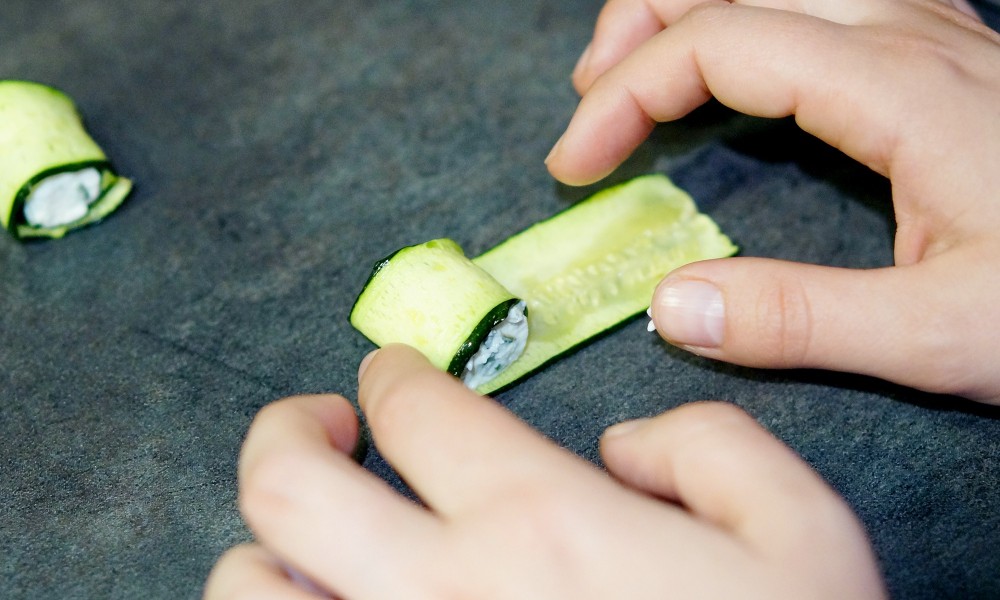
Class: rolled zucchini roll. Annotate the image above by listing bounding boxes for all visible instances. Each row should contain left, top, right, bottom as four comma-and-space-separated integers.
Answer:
350, 238, 528, 389
0, 80, 132, 239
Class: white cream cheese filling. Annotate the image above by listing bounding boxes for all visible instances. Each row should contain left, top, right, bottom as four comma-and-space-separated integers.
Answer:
461, 300, 528, 389
23, 168, 102, 228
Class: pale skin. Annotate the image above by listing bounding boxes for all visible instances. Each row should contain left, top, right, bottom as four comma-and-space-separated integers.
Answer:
206, 0, 1000, 597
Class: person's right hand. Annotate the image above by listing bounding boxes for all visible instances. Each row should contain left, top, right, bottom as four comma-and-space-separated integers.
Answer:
546, 0, 1000, 404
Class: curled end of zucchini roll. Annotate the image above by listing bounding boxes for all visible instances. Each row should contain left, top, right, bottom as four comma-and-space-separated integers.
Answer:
350, 239, 529, 390
0, 80, 133, 240
453, 299, 528, 389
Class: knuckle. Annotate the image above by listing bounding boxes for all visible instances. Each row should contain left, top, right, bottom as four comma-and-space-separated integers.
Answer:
895, 293, 977, 395
497, 484, 593, 558
751, 275, 815, 366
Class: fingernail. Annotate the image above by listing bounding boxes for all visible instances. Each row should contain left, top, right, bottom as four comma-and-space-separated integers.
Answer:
358, 349, 379, 381
604, 418, 649, 438
545, 133, 564, 165
653, 279, 725, 348
572, 42, 593, 81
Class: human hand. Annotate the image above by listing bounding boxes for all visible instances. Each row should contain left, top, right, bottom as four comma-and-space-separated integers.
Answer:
545, 0, 1000, 404
205, 344, 885, 599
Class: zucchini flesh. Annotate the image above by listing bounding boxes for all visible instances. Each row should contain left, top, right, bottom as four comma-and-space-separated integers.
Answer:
0, 80, 132, 239
351, 174, 737, 395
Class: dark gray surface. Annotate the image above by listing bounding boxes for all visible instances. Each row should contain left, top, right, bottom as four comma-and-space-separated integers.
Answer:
2, 1, 999, 598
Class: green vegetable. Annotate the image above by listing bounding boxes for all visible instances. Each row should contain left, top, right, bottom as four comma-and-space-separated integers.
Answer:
0, 80, 132, 239
351, 174, 737, 394
350, 239, 527, 384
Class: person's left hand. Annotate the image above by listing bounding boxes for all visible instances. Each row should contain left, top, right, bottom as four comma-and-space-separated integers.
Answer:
205, 344, 884, 599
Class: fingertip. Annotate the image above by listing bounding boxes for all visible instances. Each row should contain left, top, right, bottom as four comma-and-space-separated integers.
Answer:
547, 73, 659, 186
543, 133, 563, 168
602, 417, 651, 440
355, 342, 465, 424
205, 544, 320, 600
306, 395, 363, 457
544, 128, 609, 187
599, 416, 654, 475
356, 343, 433, 396
600, 401, 748, 502
602, 401, 749, 452
241, 394, 361, 479
664, 400, 757, 431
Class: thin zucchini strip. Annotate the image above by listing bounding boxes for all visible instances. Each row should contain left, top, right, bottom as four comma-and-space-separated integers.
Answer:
0, 80, 133, 239
351, 174, 737, 394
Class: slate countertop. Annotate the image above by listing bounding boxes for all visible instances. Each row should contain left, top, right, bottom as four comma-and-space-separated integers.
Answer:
3, 1, 999, 598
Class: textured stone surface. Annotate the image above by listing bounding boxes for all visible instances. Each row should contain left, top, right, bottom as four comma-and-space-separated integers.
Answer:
2, 1, 999, 598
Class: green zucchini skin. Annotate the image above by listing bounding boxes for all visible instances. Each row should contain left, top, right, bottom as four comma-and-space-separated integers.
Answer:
351, 174, 737, 394
0, 80, 133, 239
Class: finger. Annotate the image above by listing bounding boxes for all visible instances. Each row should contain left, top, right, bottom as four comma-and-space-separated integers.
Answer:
599, 402, 885, 594
573, 0, 676, 95
358, 344, 600, 515
239, 394, 361, 478
238, 394, 440, 599
204, 544, 325, 600
649, 252, 1000, 402
571, 0, 883, 94
548, 2, 918, 186
599, 403, 870, 553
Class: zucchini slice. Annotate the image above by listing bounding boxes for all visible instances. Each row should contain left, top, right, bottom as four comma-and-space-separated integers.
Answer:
351, 174, 737, 394
0, 80, 133, 239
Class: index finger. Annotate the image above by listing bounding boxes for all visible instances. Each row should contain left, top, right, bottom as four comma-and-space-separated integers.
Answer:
599, 402, 886, 593
602, 403, 846, 538
548, 2, 905, 185
573, 0, 876, 94
359, 344, 602, 515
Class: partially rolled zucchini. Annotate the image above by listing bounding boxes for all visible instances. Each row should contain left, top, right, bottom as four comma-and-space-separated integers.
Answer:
350, 239, 529, 389
351, 174, 738, 394
0, 80, 132, 239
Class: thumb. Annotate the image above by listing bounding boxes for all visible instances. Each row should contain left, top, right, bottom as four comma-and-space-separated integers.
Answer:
648, 255, 995, 399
